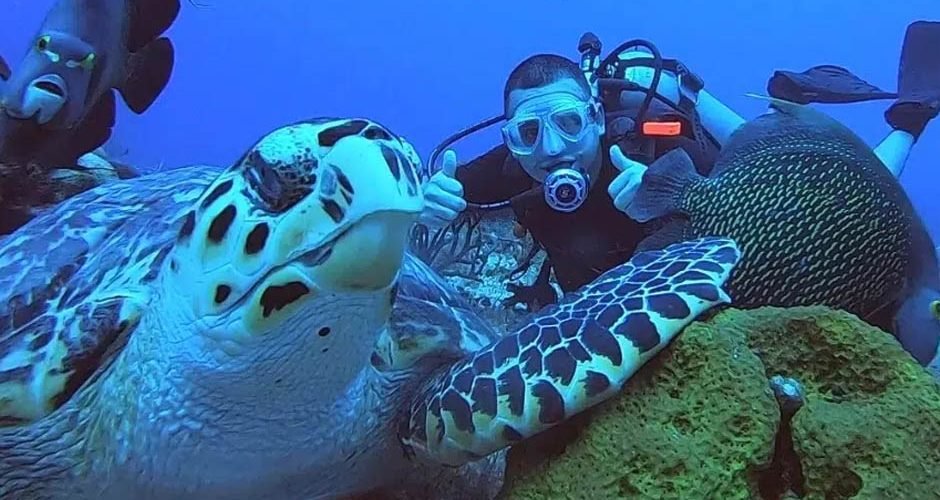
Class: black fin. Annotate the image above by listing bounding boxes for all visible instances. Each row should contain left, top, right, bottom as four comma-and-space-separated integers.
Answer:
635, 217, 692, 253
46, 91, 116, 166
625, 148, 701, 223
119, 37, 174, 114
127, 0, 181, 52
0, 206, 37, 236
767, 64, 896, 104
0, 118, 44, 164
885, 21, 940, 139
0, 54, 9, 80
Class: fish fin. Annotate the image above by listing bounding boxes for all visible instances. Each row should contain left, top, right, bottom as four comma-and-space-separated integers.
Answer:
0, 54, 9, 80
127, 0, 181, 52
636, 217, 692, 252
119, 37, 174, 114
625, 147, 701, 223
744, 93, 838, 123
0, 206, 37, 236
745, 92, 856, 132
744, 92, 806, 113
113, 162, 141, 179
44, 91, 116, 166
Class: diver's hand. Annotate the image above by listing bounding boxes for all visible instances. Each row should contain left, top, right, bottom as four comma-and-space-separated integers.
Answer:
421, 149, 467, 223
607, 144, 649, 216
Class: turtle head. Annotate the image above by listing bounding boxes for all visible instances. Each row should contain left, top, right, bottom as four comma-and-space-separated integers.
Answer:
160, 118, 424, 402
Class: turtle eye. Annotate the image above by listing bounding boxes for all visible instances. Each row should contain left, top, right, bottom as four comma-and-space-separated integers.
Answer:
247, 164, 287, 211
242, 150, 315, 213
36, 35, 51, 51
931, 300, 940, 320
79, 52, 96, 70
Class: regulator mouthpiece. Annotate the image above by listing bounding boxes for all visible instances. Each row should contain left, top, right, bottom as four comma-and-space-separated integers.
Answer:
544, 168, 588, 212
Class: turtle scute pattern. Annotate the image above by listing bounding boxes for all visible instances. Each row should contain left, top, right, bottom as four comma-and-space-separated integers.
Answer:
401, 236, 742, 466
0, 168, 217, 424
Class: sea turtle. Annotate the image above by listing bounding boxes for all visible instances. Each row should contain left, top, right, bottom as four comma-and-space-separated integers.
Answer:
0, 117, 741, 499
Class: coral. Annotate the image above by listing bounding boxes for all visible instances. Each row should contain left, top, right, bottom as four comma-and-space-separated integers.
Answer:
499, 307, 940, 500
742, 308, 940, 499
499, 308, 780, 500
409, 210, 486, 276
420, 209, 548, 332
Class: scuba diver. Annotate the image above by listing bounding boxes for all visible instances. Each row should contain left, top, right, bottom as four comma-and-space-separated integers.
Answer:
421, 21, 940, 312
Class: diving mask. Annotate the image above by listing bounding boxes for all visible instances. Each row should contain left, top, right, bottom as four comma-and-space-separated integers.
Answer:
501, 100, 601, 156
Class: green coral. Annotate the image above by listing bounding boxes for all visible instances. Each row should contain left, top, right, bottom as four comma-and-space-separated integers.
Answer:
499, 307, 940, 500
741, 308, 940, 499
500, 308, 780, 499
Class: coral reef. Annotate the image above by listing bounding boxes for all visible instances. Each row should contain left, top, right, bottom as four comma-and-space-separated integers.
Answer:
412, 209, 549, 332
499, 307, 940, 500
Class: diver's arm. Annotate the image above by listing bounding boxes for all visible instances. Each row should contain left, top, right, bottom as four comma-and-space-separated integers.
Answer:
693, 89, 746, 146
873, 130, 915, 178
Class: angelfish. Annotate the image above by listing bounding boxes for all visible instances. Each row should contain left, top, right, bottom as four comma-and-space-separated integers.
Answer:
626, 96, 940, 367
0, 0, 180, 164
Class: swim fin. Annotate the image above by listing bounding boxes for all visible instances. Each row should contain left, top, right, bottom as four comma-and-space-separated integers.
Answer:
885, 21, 940, 140
766, 64, 897, 104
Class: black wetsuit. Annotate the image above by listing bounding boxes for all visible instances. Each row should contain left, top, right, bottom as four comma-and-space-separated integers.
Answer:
456, 121, 719, 294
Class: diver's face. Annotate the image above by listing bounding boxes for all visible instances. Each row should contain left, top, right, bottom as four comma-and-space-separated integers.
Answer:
504, 78, 605, 184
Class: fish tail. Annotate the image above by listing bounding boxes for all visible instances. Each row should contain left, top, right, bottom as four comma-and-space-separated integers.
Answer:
626, 148, 702, 223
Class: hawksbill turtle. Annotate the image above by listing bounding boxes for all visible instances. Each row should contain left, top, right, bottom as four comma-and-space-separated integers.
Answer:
0, 116, 742, 499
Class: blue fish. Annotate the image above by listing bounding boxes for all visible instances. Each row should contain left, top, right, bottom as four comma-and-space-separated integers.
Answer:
0, 0, 180, 165
627, 96, 940, 367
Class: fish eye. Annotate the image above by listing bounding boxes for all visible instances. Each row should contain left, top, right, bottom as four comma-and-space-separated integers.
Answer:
36, 35, 51, 51
931, 300, 940, 320
80, 53, 96, 70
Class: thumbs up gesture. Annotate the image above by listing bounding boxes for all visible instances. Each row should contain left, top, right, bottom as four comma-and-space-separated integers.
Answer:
421, 149, 468, 224
607, 144, 648, 215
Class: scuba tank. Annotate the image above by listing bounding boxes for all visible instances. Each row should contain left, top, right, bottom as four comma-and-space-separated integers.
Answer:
586, 35, 716, 167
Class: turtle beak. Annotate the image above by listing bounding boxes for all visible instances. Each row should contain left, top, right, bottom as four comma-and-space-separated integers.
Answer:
307, 210, 416, 292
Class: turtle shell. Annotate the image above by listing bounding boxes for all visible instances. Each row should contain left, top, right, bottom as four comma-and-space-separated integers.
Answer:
0, 166, 217, 425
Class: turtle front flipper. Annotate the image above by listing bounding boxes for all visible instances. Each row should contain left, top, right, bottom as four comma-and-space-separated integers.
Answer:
401, 237, 741, 466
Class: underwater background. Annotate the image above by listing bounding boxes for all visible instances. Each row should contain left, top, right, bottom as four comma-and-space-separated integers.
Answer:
2, 0, 939, 240
2, 2, 940, 498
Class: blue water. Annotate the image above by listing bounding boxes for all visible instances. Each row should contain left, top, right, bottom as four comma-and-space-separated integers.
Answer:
2, 0, 939, 238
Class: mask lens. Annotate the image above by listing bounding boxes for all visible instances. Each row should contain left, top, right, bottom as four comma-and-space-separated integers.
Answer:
503, 116, 543, 154
517, 118, 541, 147
551, 108, 586, 137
